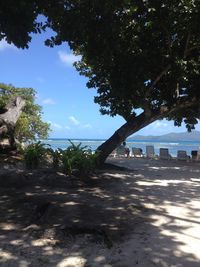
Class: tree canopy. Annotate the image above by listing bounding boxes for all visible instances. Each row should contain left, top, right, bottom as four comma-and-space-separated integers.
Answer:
0, 83, 50, 144
1, 1, 200, 160
45, 1, 200, 128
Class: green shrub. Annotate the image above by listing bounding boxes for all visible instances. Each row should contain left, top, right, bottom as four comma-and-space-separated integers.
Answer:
59, 141, 98, 175
48, 148, 61, 169
23, 141, 47, 169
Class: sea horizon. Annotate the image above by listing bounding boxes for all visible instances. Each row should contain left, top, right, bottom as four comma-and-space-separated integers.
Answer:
41, 138, 200, 157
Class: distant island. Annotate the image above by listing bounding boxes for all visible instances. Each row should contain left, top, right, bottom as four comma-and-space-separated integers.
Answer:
128, 131, 200, 142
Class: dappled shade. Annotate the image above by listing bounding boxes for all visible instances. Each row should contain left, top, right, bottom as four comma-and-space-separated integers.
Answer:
0, 159, 200, 266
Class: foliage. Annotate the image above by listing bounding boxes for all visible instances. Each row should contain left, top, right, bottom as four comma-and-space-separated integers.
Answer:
44, 1, 200, 131
1, 1, 200, 131
1, 1, 200, 160
0, 1, 45, 48
47, 148, 61, 169
58, 141, 98, 175
23, 140, 97, 173
0, 83, 50, 143
23, 141, 47, 169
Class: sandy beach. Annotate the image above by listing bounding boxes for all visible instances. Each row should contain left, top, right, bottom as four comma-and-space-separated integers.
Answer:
0, 157, 200, 267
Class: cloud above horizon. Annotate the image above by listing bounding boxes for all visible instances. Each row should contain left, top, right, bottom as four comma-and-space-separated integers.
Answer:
153, 121, 168, 129
49, 121, 62, 129
58, 51, 81, 66
82, 123, 92, 129
49, 121, 71, 130
69, 116, 80, 125
0, 39, 17, 51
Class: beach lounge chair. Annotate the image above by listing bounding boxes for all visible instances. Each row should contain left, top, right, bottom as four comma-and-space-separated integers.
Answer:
191, 150, 198, 161
109, 149, 117, 157
191, 150, 200, 161
159, 148, 171, 160
146, 145, 155, 158
132, 147, 143, 157
197, 150, 200, 161
116, 146, 127, 157
177, 150, 190, 161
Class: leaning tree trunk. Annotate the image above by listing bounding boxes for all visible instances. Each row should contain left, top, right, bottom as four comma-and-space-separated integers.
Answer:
0, 97, 25, 150
96, 95, 197, 164
96, 111, 163, 164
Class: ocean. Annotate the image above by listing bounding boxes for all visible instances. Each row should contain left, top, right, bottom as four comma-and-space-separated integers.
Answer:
41, 138, 200, 157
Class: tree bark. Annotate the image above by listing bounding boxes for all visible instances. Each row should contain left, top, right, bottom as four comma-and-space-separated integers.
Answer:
96, 96, 200, 164
0, 97, 25, 150
97, 111, 163, 164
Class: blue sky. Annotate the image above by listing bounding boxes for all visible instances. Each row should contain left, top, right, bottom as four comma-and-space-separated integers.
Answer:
0, 32, 199, 139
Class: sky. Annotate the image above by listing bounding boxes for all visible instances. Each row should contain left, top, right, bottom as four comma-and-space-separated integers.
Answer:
0, 31, 199, 139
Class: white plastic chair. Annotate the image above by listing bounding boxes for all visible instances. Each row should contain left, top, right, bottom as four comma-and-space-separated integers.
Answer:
159, 148, 171, 160
132, 147, 143, 157
116, 146, 127, 157
146, 145, 155, 158
177, 150, 190, 161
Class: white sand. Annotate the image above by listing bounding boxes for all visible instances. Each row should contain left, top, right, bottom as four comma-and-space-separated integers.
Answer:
0, 158, 200, 267
106, 158, 200, 267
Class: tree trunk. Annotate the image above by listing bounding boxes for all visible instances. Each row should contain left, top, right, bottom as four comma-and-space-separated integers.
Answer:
96, 96, 199, 164
97, 111, 163, 164
0, 97, 25, 150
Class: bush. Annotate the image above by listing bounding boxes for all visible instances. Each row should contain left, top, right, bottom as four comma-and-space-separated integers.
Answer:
59, 141, 98, 175
23, 140, 98, 174
48, 148, 61, 169
23, 141, 47, 169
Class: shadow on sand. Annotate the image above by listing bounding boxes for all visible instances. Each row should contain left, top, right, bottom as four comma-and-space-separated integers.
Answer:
0, 159, 200, 266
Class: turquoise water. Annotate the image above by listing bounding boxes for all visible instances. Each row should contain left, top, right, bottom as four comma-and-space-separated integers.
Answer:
41, 138, 200, 157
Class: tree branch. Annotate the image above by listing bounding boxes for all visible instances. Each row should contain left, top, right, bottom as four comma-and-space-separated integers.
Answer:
187, 44, 200, 53
150, 65, 171, 89
184, 31, 191, 58
159, 97, 198, 116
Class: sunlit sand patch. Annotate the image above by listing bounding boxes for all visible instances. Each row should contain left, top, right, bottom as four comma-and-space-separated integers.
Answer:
103, 172, 131, 179
149, 200, 200, 261
0, 249, 17, 261
94, 255, 106, 262
136, 179, 196, 187
0, 223, 18, 230
31, 238, 58, 246
53, 191, 68, 195
56, 256, 86, 267
19, 260, 29, 267
149, 166, 181, 170
63, 201, 79, 206
10, 239, 23, 245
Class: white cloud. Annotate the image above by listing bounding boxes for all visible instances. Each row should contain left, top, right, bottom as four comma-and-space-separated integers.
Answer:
138, 120, 175, 136
48, 121, 71, 131
153, 121, 168, 129
58, 51, 81, 66
48, 121, 63, 129
0, 39, 17, 51
83, 123, 92, 129
53, 123, 62, 129
69, 116, 80, 125
42, 98, 56, 105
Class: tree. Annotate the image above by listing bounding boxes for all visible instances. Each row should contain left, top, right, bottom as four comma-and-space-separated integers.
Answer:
0, 83, 50, 149
0, 96, 25, 148
0, 1, 45, 48
1, 1, 200, 162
